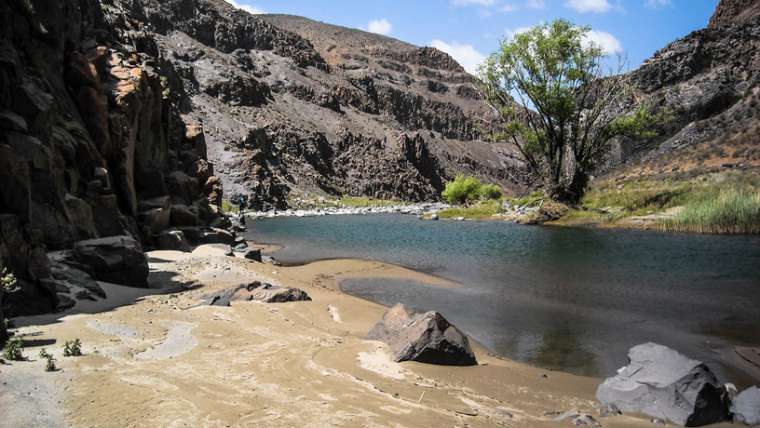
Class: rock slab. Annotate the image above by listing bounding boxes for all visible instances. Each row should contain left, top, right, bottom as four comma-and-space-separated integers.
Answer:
596, 343, 729, 427
367, 303, 477, 366
73, 236, 149, 288
732, 386, 760, 426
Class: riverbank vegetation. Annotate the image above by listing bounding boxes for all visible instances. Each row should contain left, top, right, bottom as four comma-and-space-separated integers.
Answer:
481, 20, 661, 203
557, 171, 760, 234
441, 175, 502, 205
437, 200, 504, 219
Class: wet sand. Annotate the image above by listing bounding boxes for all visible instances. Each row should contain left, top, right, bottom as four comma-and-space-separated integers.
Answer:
0, 247, 735, 427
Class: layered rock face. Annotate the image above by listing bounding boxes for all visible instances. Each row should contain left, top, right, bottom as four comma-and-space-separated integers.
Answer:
0, 0, 222, 316
603, 0, 760, 177
127, 2, 527, 209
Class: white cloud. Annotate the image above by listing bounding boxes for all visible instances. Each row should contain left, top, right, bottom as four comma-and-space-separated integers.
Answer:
430, 40, 486, 75
565, 0, 612, 13
367, 18, 393, 35
452, 0, 497, 5
501, 3, 519, 12
505, 26, 533, 39
583, 30, 623, 55
645, 0, 672, 8
526, 0, 546, 9
224, 0, 265, 14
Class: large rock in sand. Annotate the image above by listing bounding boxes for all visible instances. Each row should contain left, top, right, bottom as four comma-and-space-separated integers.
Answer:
368, 303, 477, 366
201, 282, 311, 306
73, 236, 149, 287
596, 343, 730, 426
732, 386, 760, 426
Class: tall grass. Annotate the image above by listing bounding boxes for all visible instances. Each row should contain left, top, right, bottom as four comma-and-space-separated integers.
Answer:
438, 200, 503, 219
664, 189, 760, 234
338, 197, 403, 208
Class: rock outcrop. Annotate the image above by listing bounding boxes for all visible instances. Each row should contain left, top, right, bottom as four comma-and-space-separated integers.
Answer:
709, 0, 760, 29
0, 0, 224, 316
602, 0, 760, 178
201, 281, 311, 306
368, 303, 477, 366
130, 2, 527, 209
596, 343, 730, 427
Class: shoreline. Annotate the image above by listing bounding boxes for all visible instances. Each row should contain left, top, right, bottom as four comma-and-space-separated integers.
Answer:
0, 245, 741, 427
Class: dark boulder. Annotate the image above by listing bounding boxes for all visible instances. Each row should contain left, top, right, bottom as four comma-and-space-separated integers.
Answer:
732, 386, 760, 426
73, 236, 149, 287
179, 227, 235, 246
200, 282, 311, 305
367, 303, 477, 366
157, 230, 193, 252
241, 249, 262, 262
49, 261, 107, 299
244, 283, 311, 303
596, 343, 730, 427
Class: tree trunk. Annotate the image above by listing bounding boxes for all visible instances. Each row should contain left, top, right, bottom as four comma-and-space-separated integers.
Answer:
547, 170, 588, 204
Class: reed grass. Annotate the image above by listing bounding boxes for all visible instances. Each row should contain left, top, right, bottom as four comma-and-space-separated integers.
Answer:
664, 188, 760, 234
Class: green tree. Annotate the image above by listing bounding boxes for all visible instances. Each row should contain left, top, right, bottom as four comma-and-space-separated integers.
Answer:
481, 20, 657, 203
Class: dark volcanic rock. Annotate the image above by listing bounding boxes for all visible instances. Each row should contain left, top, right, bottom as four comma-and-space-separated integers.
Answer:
368, 303, 477, 366
596, 343, 730, 427
709, 0, 760, 29
201, 282, 311, 305
73, 236, 149, 288
600, 0, 760, 177
0, 0, 224, 316
157, 230, 193, 252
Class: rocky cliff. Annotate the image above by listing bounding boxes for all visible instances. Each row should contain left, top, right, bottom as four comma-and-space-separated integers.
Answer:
0, 0, 224, 317
137, 2, 526, 209
603, 0, 760, 178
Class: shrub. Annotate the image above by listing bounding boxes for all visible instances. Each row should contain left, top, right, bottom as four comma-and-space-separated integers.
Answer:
1, 267, 17, 292
63, 339, 82, 357
220, 199, 239, 214
39, 348, 56, 372
442, 175, 502, 205
477, 184, 503, 201
3, 337, 24, 361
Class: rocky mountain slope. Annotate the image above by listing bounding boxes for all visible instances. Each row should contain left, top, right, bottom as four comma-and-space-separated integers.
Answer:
0, 0, 226, 320
602, 0, 760, 179
140, 1, 526, 209
0, 0, 524, 322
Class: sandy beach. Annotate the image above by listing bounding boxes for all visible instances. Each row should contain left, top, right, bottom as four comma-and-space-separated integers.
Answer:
0, 245, 735, 427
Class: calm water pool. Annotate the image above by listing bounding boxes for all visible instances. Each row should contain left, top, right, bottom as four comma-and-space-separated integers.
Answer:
246, 214, 760, 384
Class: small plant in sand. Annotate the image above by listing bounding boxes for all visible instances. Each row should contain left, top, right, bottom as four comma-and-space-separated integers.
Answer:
63, 339, 82, 357
3, 337, 24, 361
39, 348, 57, 372
1, 266, 18, 292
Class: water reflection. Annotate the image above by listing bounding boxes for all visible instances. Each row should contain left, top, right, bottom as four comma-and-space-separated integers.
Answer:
247, 214, 760, 384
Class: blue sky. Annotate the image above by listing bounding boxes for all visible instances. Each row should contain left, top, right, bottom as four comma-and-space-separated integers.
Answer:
225, 0, 719, 74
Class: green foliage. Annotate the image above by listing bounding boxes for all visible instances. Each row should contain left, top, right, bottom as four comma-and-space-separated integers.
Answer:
509, 191, 545, 207
442, 175, 502, 205
63, 339, 82, 357
3, 337, 24, 361
338, 197, 403, 208
438, 200, 504, 219
664, 189, 760, 234
1, 267, 17, 292
39, 348, 56, 372
608, 107, 671, 140
220, 199, 240, 214
582, 183, 692, 216
481, 19, 660, 202
478, 184, 503, 201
